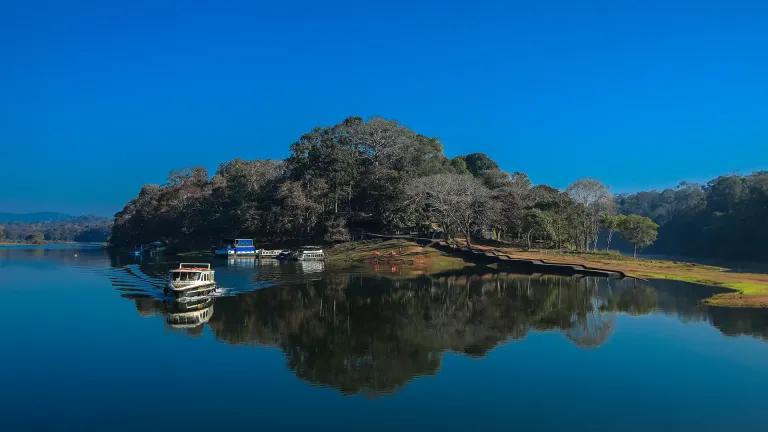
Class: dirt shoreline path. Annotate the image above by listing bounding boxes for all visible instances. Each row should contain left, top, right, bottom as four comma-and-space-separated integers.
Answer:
471, 244, 768, 308
328, 239, 768, 308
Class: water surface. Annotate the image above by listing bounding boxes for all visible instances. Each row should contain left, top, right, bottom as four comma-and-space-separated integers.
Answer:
2, 245, 767, 431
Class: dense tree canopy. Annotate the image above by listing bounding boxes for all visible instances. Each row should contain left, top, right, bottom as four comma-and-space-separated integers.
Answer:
108, 116, 768, 261
616, 172, 768, 260
113, 117, 488, 250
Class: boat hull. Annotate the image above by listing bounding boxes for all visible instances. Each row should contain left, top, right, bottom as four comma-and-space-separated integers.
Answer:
165, 282, 217, 298
215, 247, 257, 256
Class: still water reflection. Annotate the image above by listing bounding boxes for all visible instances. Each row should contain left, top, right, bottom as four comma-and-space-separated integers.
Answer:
105, 248, 768, 396
2, 245, 768, 431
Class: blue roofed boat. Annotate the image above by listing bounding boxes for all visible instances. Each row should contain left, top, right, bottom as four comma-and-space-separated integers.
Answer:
214, 238, 257, 256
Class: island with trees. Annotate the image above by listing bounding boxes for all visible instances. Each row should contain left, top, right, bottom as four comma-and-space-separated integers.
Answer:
109, 116, 768, 307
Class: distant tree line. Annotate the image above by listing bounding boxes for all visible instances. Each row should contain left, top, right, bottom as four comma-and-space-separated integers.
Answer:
0, 216, 112, 243
616, 172, 768, 260
111, 116, 662, 255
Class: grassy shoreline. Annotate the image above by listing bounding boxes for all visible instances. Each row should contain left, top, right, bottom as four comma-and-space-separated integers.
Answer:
327, 239, 768, 308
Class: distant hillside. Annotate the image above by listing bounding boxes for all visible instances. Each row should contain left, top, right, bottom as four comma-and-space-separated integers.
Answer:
0, 213, 113, 243
0, 212, 74, 223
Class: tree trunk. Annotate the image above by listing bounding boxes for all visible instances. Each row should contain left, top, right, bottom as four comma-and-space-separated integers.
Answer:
348, 183, 352, 211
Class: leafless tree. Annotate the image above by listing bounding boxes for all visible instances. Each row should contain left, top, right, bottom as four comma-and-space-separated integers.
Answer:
566, 178, 613, 250
405, 174, 492, 245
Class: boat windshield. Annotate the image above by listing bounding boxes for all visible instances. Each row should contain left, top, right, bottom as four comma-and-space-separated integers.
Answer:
172, 272, 200, 282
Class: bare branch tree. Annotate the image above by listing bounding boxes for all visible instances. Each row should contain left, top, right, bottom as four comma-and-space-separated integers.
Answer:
405, 174, 492, 245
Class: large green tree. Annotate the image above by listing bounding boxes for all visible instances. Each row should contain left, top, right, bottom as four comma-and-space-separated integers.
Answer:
619, 215, 659, 257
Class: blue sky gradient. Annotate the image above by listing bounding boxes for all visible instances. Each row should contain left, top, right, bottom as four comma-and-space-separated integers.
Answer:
2, 0, 766, 215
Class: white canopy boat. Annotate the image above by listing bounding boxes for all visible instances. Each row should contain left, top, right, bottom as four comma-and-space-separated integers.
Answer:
166, 263, 216, 297
295, 246, 325, 261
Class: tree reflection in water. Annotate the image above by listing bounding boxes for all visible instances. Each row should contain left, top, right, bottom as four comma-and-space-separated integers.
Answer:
120, 270, 768, 396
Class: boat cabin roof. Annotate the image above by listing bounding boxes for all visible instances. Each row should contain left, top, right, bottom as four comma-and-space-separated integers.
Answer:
300, 245, 323, 251
172, 263, 212, 272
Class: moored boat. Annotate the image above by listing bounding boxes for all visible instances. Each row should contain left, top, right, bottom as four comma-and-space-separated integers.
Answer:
275, 250, 294, 260
259, 249, 288, 259
295, 246, 325, 261
214, 239, 258, 256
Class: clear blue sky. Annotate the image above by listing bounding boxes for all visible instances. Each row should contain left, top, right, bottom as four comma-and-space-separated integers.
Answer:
2, 0, 766, 216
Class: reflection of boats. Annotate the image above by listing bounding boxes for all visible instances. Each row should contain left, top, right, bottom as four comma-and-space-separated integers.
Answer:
166, 263, 216, 297
227, 256, 256, 268
258, 258, 282, 267
299, 260, 325, 274
214, 239, 257, 256
165, 297, 214, 328
295, 246, 325, 261
131, 241, 166, 257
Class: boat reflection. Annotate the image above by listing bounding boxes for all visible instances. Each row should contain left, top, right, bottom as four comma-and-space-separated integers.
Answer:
225, 256, 324, 274
298, 259, 324, 274
165, 295, 215, 329
227, 256, 257, 268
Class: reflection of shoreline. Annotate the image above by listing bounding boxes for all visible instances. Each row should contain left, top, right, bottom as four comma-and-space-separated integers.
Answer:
204, 275, 648, 394
115, 267, 768, 396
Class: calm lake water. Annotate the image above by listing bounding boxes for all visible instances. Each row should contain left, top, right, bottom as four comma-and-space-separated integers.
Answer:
2, 244, 768, 431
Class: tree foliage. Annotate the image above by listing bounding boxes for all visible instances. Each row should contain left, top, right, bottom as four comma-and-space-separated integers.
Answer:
618, 215, 658, 257
566, 178, 614, 251
617, 172, 768, 260
1, 216, 111, 243
404, 173, 492, 244
25, 232, 45, 244
110, 116, 663, 256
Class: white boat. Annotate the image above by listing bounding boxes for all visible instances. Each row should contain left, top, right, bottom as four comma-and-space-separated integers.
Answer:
259, 249, 287, 259
166, 263, 216, 297
295, 246, 325, 261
